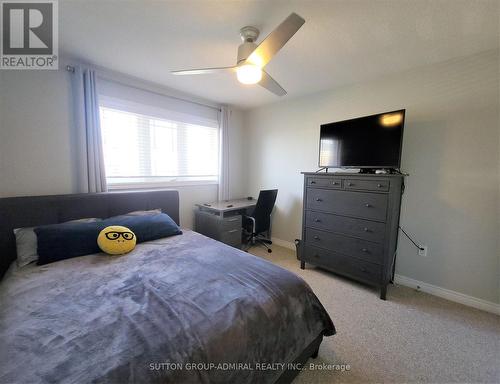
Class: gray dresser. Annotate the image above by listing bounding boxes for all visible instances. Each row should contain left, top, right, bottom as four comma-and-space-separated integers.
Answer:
300, 172, 404, 299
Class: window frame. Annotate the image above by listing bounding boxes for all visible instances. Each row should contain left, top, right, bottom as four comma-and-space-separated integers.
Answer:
98, 100, 221, 190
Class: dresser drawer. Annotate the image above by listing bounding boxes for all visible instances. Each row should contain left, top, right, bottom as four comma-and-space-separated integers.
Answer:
305, 211, 386, 243
344, 179, 389, 192
305, 228, 383, 264
303, 245, 381, 284
306, 189, 388, 221
306, 177, 342, 189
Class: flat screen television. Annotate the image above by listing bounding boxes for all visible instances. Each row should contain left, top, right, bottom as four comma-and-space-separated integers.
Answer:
319, 109, 405, 169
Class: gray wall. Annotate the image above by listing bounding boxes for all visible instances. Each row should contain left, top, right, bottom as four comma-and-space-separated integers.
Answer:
0, 70, 77, 195
0, 69, 245, 229
1, 52, 498, 304
242, 50, 499, 304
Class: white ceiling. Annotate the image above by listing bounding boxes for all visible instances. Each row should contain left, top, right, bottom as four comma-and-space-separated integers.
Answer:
60, 0, 499, 109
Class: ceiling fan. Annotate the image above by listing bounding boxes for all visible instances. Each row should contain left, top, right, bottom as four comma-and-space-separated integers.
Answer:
171, 13, 305, 96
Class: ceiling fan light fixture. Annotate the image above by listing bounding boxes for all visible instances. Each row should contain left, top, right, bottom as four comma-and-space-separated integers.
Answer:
236, 64, 262, 85
171, 13, 305, 96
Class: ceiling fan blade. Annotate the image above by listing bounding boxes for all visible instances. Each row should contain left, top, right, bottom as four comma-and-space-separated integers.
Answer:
246, 12, 305, 68
259, 70, 287, 96
171, 66, 235, 75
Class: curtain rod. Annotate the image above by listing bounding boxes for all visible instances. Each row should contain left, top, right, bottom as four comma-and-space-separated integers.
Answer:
65, 65, 222, 112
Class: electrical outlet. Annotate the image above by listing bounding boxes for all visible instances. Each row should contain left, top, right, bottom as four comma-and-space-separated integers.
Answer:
418, 246, 428, 257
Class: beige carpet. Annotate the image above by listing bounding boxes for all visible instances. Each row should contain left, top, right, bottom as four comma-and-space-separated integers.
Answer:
249, 245, 500, 384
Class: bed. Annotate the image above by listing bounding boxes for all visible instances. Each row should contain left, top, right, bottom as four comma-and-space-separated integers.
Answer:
0, 190, 335, 384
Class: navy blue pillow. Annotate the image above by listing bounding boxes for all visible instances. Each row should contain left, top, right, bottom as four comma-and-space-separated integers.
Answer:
102, 213, 182, 243
35, 221, 107, 265
34, 213, 181, 265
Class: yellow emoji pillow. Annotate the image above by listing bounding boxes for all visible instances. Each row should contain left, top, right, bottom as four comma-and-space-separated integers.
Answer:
98, 226, 136, 255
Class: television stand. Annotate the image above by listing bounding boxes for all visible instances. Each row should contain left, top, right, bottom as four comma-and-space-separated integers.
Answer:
315, 167, 329, 173
360, 168, 401, 174
359, 168, 376, 174
315, 168, 402, 175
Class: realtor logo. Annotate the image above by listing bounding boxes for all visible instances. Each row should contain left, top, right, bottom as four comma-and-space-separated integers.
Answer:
1, 0, 58, 69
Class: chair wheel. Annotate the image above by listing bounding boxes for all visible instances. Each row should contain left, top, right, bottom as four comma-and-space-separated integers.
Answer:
267, 249, 272, 253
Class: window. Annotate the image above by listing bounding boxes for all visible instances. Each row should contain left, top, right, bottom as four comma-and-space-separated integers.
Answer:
99, 105, 219, 187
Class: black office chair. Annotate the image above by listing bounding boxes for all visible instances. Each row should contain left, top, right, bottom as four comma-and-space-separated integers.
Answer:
243, 189, 278, 253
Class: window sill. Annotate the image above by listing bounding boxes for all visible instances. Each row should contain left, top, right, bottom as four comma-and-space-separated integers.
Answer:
107, 180, 219, 190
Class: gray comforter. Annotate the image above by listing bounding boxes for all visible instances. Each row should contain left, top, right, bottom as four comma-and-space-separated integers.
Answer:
0, 230, 334, 384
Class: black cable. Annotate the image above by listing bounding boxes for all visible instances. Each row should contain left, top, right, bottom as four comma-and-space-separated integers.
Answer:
398, 226, 424, 250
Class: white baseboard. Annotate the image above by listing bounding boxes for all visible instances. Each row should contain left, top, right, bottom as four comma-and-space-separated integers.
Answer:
270, 238, 499, 315
271, 237, 296, 251
395, 274, 500, 315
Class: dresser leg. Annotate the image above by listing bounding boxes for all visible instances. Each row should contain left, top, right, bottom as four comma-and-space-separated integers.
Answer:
311, 346, 319, 359
300, 260, 305, 270
380, 285, 387, 300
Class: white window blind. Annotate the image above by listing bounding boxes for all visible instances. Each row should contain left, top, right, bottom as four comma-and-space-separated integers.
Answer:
98, 79, 220, 186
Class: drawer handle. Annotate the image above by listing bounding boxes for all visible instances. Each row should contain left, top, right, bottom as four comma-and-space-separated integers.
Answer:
316, 198, 322, 202
361, 248, 369, 253
310, 180, 316, 184
377, 183, 383, 188
313, 235, 320, 240
347, 182, 353, 186
227, 218, 239, 222
332, 181, 338, 185
365, 203, 372, 208
363, 227, 371, 232
228, 229, 239, 234
314, 218, 321, 223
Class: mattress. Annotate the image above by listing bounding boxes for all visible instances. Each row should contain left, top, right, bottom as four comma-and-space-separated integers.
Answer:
0, 230, 334, 383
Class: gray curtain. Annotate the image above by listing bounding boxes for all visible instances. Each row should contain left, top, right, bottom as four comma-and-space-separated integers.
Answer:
72, 67, 107, 193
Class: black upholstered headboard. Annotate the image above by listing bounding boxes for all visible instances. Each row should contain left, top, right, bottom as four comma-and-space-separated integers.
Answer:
0, 190, 180, 278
